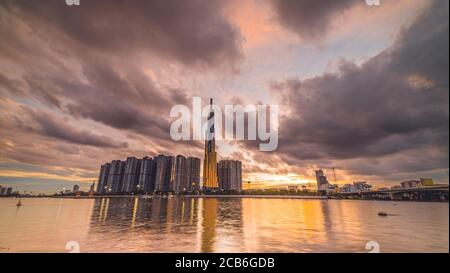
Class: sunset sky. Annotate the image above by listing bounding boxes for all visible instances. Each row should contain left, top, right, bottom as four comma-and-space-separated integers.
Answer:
0, 0, 448, 193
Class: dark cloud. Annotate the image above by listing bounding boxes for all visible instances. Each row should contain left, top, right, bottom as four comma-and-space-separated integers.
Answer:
0, 2, 195, 147
271, 0, 359, 39
271, 0, 448, 172
1, 0, 243, 68
19, 108, 128, 148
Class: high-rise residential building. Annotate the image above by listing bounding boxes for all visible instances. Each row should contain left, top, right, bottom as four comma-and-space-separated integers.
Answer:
203, 98, 218, 190
138, 156, 157, 193
315, 169, 329, 191
73, 185, 80, 193
174, 155, 188, 193
172, 155, 202, 193
218, 160, 242, 191
154, 155, 175, 193
186, 157, 201, 192
122, 157, 142, 193
107, 160, 126, 193
96, 163, 111, 193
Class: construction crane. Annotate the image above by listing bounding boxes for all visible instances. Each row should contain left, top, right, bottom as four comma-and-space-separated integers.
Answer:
332, 167, 338, 184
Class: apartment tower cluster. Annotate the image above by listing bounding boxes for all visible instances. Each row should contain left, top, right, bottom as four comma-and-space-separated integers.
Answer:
96, 155, 201, 194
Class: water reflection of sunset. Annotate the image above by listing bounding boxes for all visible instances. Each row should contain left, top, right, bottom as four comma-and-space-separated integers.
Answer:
0, 197, 447, 252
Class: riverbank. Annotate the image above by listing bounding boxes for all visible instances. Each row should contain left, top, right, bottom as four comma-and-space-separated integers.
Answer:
25, 194, 328, 200
185, 194, 328, 199
7, 191, 448, 202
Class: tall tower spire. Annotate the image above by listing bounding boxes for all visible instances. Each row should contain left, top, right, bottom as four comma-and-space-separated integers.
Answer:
203, 97, 218, 190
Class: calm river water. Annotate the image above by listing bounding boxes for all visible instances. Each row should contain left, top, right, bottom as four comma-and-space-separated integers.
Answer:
0, 197, 448, 253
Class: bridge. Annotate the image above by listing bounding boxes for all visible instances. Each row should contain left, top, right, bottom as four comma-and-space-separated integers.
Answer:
337, 185, 449, 201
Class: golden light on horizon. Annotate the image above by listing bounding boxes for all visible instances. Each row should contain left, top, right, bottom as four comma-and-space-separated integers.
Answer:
242, 172, 314, 189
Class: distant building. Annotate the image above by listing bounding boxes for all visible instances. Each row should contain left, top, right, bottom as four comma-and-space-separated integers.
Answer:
420, 178, 434, 187
401, 180, 422, 188
138, 156, 157, 193
0, 187, 6, 195
353, 181, 372, 192
72, 185, 80, 193
218, 160, 242, 191
315, 169, 329, 191
96, 163, 111, 193
154, 155, 175, 193
6, 187, 12, 195
0, 185, 2, 195
340, 182, 372, 193
327, 184, 339, 193
88, 182, 95, 197
287, 185, 298, 191
106, 160, 126, 193
341, 184, 356, 193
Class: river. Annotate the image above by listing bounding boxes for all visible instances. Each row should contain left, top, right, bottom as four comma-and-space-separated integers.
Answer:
0, 197, 447, 253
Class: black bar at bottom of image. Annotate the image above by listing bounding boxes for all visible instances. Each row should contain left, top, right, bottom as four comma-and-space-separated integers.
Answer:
3, 253, 448, 272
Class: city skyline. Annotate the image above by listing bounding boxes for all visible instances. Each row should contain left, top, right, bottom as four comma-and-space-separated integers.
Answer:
0, 0, 448, 193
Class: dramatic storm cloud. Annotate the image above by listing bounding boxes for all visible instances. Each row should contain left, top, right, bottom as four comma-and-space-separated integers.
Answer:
1, 0, 243, 67
271, 0, 360, 39
269, 0, 448, 178
23, 108, 129, 148
0, 0, 448, 192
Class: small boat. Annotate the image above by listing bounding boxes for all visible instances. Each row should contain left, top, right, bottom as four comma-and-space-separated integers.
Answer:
377, 211, 388, 217
16, 199, 22, 207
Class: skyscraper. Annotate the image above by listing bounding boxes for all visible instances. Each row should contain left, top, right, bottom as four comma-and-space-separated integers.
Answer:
203, 98, 218, 190
174, 155, 188, 193
173, 156, 201, 193
186, 157, 201, 192
315, 169, 329, 191
154, 155, 175, 193
107, 160, 126, 193
138, 156, 156, 193
122, 157, 142, 193
218, 160, 242, 191
96, 163, 111, 193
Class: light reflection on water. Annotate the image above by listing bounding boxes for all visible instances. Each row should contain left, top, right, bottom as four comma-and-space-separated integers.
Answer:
0, 197, 448, 253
